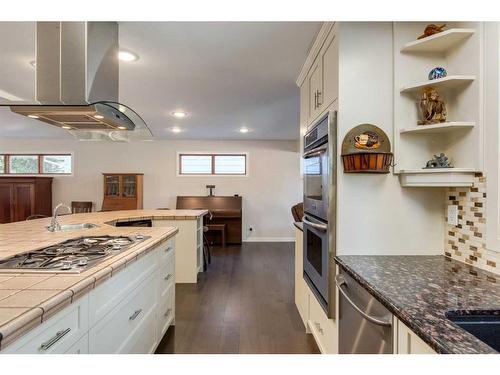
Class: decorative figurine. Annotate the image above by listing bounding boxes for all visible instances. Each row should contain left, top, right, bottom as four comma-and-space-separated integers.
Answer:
418, 87, 447, 125
418, 24, 446, 39
428, 67, 447, 80
424, 153, 453, 169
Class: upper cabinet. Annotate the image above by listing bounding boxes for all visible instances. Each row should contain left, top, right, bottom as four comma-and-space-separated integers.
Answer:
393, 22, 483, 187
297, 22, 339, 129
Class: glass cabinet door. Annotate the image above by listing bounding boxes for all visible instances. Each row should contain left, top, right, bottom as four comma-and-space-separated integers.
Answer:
122, 175, 137, 198
105, 175, 120, 197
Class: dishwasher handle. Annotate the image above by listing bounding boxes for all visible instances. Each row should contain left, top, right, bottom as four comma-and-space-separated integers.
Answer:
335, 274, 392, 327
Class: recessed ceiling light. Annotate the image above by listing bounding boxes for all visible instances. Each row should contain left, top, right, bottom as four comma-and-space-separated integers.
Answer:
117, 126, 127, 130
94, 114, 104, 119
27, 114, 39, 119
118, 50, 139, 62
171, 127, 181, 133
239, 127, 249, 133
62, 125, 72, 129
172, 111, 187, 118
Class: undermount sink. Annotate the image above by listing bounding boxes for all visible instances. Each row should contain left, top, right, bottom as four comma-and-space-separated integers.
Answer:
446, 311, 500, 352
46, 223, 99, 232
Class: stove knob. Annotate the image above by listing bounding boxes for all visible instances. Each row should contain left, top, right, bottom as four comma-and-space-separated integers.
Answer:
61, 261, 72, 270
112, 244, 122, 250
78, 257, 89, 267
135, 234, 144, 240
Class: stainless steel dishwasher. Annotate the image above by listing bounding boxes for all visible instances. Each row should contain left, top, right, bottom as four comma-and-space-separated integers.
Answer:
336, 269, 393, 354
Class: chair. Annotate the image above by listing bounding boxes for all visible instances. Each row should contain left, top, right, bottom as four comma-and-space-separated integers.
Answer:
26, 214, 48, 221
291, 202, 304, 222
71, 201, 93, 214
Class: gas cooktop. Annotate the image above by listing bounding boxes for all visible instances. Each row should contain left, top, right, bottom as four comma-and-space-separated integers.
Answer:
0, 235, 150, 273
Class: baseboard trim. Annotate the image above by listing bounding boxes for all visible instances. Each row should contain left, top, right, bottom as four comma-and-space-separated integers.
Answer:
243, 237, 294, 243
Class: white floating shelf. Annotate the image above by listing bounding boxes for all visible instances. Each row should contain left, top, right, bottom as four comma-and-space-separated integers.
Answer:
400, 75, 475, 93
400, 122, 475, 134
401, 28, 475, 53
397, 168, 477, 187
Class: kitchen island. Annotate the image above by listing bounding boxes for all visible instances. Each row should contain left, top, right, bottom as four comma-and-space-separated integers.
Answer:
0, 209, 205, 353
334, 255, 500, 354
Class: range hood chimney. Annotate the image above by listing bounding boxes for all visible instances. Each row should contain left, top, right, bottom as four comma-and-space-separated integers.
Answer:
9, 22, 152, 140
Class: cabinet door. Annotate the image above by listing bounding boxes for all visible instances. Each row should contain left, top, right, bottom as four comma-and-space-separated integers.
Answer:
294, 228, 308, 327
397, 319, 436, 354
104, 175, 120, 197
320, 30, 339, 109
13, 183, 34, 222
308, 59, 323, 125
0, 183, 14, 223
122, 175, 137, 198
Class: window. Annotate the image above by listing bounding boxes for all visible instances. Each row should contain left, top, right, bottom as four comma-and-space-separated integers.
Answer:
0, 154, 72, 175
179, 153, 247, 176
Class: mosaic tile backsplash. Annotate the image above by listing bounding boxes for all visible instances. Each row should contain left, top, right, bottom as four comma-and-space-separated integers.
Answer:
445, 173, 500, 275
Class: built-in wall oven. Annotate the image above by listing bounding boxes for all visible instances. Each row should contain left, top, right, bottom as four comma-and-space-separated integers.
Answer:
303, 110, 336, 318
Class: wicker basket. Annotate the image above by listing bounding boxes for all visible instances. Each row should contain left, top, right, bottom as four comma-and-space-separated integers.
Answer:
341, 152, 392, 173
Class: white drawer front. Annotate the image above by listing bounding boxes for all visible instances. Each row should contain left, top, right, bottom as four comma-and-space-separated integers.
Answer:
309, 293, 336, 354
89, 248, 158, 327
157, 283, 175, 339
159, 239, 175, 264
65, 333, 89, 354
89, 273, 157, 354
2, 296, 89, 354
158, 257, 175, 297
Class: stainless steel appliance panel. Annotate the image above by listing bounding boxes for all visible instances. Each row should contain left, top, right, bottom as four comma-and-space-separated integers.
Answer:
337, 269, 393, 354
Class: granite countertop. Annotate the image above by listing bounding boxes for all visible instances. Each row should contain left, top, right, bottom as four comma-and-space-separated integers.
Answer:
334, 255, 500, 354
0, 209, 205, 349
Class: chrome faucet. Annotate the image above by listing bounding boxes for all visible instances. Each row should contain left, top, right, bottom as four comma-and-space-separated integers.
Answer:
48, 203, 72, 232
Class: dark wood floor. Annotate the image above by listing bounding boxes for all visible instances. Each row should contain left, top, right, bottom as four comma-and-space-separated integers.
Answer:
155, 242, 319, 354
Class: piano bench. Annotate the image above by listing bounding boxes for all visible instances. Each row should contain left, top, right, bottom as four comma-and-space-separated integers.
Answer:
206, 224, 227, 247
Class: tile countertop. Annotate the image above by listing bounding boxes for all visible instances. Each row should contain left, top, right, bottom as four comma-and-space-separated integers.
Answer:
0, 209, 207, 349
334, 255, 500, 354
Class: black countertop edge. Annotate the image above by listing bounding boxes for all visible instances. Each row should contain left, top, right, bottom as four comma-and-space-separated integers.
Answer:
334, 256, 498, 354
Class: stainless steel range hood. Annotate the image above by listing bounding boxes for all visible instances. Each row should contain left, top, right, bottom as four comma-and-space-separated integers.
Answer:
9, 22, 152, 141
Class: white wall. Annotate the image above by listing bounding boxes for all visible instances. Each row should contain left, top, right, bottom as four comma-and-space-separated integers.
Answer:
0, 139, 301, 241
336, 22, 444, 255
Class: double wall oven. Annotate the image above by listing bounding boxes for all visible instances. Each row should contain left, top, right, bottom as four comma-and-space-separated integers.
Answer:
303, 110, 337, 318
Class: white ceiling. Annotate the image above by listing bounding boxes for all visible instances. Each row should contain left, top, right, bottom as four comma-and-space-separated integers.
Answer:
0, 22, 321, 140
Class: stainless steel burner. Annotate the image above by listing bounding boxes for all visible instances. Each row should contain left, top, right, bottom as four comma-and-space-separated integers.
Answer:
0, 235, 150, 273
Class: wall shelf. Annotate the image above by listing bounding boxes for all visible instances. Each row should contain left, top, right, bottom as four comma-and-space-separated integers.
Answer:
397, 168, 476, 187
399, 122, 475, 134
400, 75, 476, 93
401, 28, 476, 53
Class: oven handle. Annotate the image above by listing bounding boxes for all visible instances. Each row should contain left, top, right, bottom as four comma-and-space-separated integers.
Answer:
335, 274, 392, 327
303, 144, 327, 158
302, 216, 328, 232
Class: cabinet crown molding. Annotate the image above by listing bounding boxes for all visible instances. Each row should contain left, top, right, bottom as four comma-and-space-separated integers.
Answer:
296, 22, 335, 87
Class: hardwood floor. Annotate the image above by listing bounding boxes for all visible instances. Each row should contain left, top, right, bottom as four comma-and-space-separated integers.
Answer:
155, 242, 319, 354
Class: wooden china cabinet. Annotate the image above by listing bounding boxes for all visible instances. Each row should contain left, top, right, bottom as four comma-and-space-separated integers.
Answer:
0, 177, 53, 223
101, 173, 143, 211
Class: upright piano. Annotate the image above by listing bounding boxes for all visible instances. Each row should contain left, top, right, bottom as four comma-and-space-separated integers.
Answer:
176, 196, 242, 244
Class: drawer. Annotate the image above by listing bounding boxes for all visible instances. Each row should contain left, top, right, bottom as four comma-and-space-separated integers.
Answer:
157, 284, 175, 339
65, 333, 89, 354
158, 257, 175, 297
89, 272, 157, 354
309, 293, 336, 354
89, 248, 158, 326
2, 296, 89, 354
159, 238, 175, 264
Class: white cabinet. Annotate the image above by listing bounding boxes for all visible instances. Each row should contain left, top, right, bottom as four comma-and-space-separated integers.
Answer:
1, 236, 177, 354
1, 296, 89, 354
396, 318, 436, 354
301, 22, 338, 128
308, 288, 337, 354
294, 227, 309, 327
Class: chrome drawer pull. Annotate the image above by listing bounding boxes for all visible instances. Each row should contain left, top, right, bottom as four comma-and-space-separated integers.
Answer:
164, 274, 173, 281
164, 246, 173, 253
164, 308, 172, 318
39, 328, 71, 351
314, 322, 324, 335
129, 309, 143, 321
